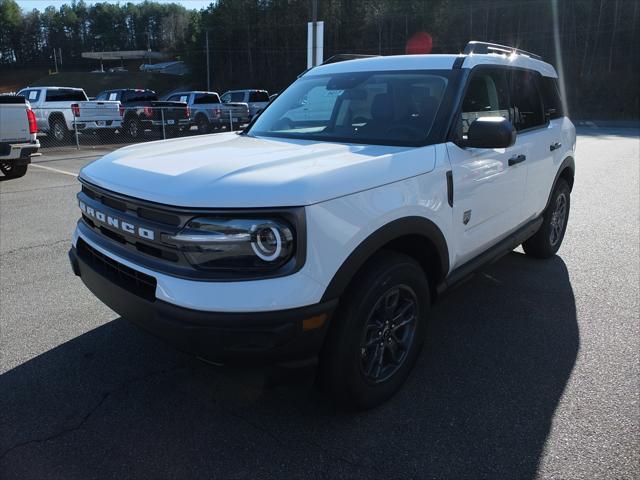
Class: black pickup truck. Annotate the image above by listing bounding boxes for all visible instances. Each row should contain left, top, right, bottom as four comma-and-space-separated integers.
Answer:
95, 89, 189, 138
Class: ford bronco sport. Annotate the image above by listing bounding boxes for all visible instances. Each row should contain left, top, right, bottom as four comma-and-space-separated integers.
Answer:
69, 41, 576, 409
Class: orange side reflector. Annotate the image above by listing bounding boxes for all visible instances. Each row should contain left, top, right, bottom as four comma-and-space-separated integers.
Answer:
302, 314, 327, 331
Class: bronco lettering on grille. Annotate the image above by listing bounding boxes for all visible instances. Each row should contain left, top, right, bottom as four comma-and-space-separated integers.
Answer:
79, 200, 156, 241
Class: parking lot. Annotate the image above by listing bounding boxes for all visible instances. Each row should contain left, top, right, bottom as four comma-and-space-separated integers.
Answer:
0, 127, 638, 479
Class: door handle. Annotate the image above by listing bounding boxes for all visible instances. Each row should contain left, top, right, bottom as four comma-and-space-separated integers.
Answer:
508, 154, 526, 166
550, 142, 562, 151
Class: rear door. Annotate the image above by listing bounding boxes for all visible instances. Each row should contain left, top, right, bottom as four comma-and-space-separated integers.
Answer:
248, 90, 270, 116
19, 89, 45, 130
446, 67, 528, 266
509, 70, 556, 220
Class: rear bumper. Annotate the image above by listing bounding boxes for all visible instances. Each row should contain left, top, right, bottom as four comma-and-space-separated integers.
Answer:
69, 244, 337, 366
149, 119, 190, 128
0, 140, 39, 161
75, 120, 122, 131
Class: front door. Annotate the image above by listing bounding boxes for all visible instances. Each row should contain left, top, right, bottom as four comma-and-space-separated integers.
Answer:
446, 67, 528, 267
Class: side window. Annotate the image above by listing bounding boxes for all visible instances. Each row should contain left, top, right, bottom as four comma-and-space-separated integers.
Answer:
249, 91, 270, 102
230, 92, 245, 102
20, 89, 40, 102
509, 70, 545, 131
195, 94, 220, 104
45, 89, 87, 102
540, 77, 564, 120
167, 95, 179, 102
95, 91, 109, 101
220, 93, 230, 103
460, 69, 510, 134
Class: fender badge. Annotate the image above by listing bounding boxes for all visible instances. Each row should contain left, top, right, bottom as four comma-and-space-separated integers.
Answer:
463, 210, 471, 225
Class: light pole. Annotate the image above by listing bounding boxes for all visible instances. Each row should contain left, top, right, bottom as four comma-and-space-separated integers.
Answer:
206, 29, 210, 91
311, 0, 318, 67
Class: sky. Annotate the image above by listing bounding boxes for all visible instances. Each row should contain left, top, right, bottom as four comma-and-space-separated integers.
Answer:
16, 0, 215, 12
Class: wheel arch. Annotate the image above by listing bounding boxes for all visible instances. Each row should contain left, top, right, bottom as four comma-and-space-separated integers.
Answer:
546, 155, 575, 211
320, 216, 450, 303
48, 111, 66, 127
123, 111, 139, 123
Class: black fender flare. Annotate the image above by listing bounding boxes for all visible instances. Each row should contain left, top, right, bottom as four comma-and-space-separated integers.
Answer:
545, 155, 575, 211
320, 216, 449, 302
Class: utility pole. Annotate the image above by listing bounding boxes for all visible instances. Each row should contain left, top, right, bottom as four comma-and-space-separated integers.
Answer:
206, 30, 211, 91
53, 48, 58, 73
311, 0, 318, 67
58, 48, 62, 67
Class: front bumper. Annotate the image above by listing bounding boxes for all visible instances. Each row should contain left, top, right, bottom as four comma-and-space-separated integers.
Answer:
69, 242, 337, 366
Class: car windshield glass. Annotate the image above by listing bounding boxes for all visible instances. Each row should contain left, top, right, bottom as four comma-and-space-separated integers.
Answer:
248, 70, 450, 146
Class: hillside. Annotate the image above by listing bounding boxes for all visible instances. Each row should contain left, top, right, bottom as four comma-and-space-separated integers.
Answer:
7, 71, 195, 97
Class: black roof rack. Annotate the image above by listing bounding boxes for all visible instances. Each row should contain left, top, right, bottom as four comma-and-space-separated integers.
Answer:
321, 54, 379, 65
463, 41, 542, 60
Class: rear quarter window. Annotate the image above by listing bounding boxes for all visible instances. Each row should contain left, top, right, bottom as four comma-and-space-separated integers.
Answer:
540, 77, 564, 120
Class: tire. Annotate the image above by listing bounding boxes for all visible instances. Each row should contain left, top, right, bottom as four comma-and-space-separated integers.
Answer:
96, 129, 114, 142
49, 117, 69, 143
124, 117, 141, 139
196, 115, 211, 134
523, 178, 571, 258
0, 162, 28, 179
320, 251, 430, 410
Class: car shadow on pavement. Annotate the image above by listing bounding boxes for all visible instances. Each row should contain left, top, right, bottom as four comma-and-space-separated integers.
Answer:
0, 252, 578, 479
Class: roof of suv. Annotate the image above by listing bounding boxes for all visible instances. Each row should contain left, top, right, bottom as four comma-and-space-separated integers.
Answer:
307, 53, 558, 78
224, 89, 268, 93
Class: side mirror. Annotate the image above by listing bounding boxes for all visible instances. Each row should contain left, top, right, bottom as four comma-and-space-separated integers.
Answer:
455, 116, 516, 149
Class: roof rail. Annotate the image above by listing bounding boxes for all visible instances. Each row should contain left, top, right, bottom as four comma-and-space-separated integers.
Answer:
463, 41, 542, 60
321, 54, 379, 65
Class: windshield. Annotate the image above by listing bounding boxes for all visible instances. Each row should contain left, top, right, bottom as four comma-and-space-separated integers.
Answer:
248, 70, 450, 146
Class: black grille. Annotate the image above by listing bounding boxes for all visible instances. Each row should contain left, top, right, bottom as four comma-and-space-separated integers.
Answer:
77, 238, 157, 301
80, 184, 181, 263
81, 184, 181, 226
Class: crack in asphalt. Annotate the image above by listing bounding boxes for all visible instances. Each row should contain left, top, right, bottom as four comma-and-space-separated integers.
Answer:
0, 183, 78, 195
0, 365, 186, 462
0, 239, 69, 258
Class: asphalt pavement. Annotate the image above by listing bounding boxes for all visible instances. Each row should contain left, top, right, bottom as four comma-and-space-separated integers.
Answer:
0, 127, 638, 479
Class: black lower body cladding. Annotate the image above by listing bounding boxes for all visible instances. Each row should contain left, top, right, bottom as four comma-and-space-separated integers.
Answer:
69, 240, 337, 366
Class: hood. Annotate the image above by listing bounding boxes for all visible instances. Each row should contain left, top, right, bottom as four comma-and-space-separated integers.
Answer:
79, 133, 436, 208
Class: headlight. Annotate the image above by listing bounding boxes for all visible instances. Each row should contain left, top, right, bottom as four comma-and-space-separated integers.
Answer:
165, 217, 296, 272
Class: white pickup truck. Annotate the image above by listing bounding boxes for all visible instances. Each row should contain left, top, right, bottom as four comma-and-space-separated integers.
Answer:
16, 86, 122, 143
0, 94, 40, 179
165, 91, 250, 133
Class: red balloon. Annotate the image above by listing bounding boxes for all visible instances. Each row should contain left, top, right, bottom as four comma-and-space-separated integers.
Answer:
406, 32, 433, 55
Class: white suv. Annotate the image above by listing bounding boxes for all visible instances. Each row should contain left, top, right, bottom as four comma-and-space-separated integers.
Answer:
69, 42, 576, 409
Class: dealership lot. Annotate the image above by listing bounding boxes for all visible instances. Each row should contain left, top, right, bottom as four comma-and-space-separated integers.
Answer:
1, 128, 638, 479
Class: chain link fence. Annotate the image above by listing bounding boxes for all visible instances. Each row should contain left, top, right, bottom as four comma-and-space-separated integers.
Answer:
34, 106, 248, 151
